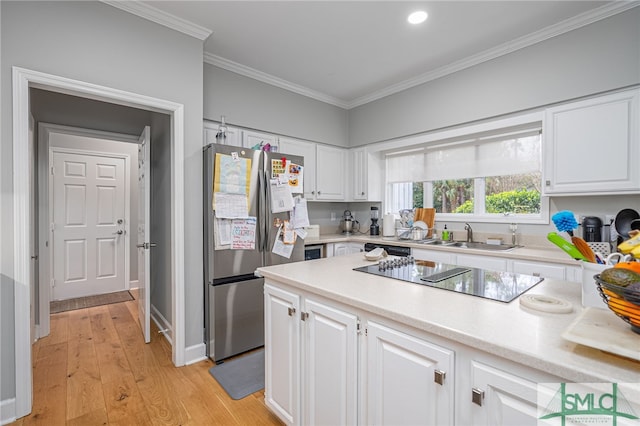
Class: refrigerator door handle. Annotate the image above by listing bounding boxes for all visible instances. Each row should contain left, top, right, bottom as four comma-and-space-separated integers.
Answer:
258, 168, 268, 253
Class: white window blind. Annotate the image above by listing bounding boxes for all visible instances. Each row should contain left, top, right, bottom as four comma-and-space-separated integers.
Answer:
385, 148, 426, 183
424, 129, 541, 181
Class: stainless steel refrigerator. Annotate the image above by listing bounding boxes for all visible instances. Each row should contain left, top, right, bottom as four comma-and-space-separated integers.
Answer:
203, 143, 305, 362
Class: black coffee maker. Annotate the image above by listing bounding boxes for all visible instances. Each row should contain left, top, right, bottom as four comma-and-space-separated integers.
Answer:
583, 216, 602, 242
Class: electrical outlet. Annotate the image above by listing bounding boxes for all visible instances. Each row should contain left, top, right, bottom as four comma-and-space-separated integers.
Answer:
331, 212, 336, 221
606, 214, 615, 224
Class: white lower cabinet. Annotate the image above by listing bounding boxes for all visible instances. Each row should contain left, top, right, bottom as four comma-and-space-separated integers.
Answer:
467, 360, 555, 426
511, 260, 566, 280
265, 281, 562, 426
264, 283, 358, 426
413, 247, 456, 264
326, 242, 364, 257
365, 320, 454, 426
456, 254, 508, 271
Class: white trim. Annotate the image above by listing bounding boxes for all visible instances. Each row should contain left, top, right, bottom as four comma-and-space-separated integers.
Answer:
184, 343, 207, 366
12, 66, 187, 420
101, 0, 212, 41
129, 279, 139, 289
150, 303, 172, 345
204, 53, 350, 109
0, 398, 17, 426
205, 2, 637, 109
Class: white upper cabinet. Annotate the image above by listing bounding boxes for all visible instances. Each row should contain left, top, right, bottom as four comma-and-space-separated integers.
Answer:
315, 144, 346, 200
350, 147, 382, 201
203, 120, 242, 147
543, 88, 640, 195
280, 138, 346, 201
242, 130, 279, 150
279, 137, 318, 199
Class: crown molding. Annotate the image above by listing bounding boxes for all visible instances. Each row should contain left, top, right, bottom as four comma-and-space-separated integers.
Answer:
348, 1, 640, 108
101, 0, 212, 40
204, 53, 351, 109
107, 0, 637, 109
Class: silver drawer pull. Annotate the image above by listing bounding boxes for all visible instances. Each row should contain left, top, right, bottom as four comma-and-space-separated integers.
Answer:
472, 388, 485, 406
287, 307, 296, 317
434, 369, 446, 385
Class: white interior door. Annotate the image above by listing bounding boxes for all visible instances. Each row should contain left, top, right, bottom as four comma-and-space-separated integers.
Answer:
137, 126, 151, 343
52, 151, 126, 300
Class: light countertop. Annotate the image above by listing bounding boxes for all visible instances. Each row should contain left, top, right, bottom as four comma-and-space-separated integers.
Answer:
305, 233, 582, 266
257, 253, 640, 385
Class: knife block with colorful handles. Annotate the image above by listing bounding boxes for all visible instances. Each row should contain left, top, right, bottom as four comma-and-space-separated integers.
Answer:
413, 208, 435, 237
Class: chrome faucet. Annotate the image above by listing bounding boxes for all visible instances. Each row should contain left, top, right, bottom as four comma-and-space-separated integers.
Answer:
464, 223, 473, 242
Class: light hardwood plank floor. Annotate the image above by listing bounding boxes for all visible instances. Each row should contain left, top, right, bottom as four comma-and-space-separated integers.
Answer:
10, 293, 283, 426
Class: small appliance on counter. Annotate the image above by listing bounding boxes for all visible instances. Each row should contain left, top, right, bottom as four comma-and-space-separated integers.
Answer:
370, 207, 380, 236
340, 210, 359, 234
582, 216, 602, 242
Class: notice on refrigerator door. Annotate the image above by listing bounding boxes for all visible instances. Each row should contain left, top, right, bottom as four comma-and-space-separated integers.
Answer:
272, 226, 294, 259
290, 196, 310, 229
212, 153, 251, 210
231, 217, 257, 250
287, 163, 303, 193
270, 179, 294, 213
214, 217, 232, 250
214, 192, 249, 219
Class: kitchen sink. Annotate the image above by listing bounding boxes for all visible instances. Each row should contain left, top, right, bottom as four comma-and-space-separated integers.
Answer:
415, 239, 518, 251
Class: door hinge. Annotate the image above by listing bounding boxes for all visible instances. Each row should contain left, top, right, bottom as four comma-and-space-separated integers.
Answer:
300, 311, 309, 321
357, 320, 361, 335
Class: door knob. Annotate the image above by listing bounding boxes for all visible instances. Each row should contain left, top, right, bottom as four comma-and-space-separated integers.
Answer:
114, 230, 123, 235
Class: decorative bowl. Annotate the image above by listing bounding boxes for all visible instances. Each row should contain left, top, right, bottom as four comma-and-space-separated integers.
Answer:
595, 274, 640, 334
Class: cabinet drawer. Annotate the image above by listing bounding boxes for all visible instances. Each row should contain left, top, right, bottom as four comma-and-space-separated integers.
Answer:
512, 261, 565, 280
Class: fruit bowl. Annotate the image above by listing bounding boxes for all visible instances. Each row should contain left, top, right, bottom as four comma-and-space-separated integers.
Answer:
594, 274, 640, 334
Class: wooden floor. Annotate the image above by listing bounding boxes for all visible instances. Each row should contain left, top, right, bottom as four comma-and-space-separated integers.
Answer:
10, 293, 283, 426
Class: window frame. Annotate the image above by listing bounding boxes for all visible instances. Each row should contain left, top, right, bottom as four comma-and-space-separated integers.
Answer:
383, 115, 549, 225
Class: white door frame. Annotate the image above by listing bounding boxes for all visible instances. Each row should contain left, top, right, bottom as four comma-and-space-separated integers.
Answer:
37, 123, 137, 337
12, 66, 186, 418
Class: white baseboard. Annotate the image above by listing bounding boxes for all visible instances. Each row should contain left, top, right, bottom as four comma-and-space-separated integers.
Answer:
150, 304, 172, 345
129, 279, 139, 290
1, 398, 16, 425
184, 343, 207, 365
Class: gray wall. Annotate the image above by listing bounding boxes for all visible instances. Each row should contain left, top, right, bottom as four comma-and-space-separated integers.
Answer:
1, 0, 204, 402
349, 8, 640, 146
204, 64, 350, 147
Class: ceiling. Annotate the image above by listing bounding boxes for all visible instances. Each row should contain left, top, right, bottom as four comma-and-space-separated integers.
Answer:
123, 1, 630, 108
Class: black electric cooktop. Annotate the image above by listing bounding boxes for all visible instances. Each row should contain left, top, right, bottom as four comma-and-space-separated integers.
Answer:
353, 257, 543, 303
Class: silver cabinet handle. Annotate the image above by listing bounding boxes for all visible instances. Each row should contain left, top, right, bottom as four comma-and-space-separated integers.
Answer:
434, 370, 446, 385
472, 388, 485, 406
287, 307, 296, 317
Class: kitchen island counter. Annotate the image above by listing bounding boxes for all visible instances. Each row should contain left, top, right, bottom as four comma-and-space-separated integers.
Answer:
257, 253, 639, 385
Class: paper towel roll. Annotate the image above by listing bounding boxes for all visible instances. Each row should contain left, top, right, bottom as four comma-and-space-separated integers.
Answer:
383, 214, 395, 237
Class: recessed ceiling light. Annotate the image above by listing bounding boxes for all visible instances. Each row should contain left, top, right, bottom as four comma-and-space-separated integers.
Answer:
408, 11, 428, 25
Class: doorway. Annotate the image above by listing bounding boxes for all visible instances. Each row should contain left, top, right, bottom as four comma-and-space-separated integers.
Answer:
12, 66, 187, 419
37, 123, 140, 336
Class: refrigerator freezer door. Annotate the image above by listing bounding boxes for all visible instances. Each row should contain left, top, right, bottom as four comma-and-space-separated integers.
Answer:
262, 151, 305, 265
210, 277, 265, 361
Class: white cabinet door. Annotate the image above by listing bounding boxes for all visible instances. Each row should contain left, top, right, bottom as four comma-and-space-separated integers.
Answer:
316, 144, 346, 200
543, 89, 640, 195
413, 248, 456, 264
243, 129, 278, 150
470, 361, 541, 426
346, 243, 364, 254
279, 137, 317, 199
203, 121, 242, 147
352, 147, 367, 200
303, 299, 359, 426
333, 243, 349, 257
366, 321, 454, 426
264, 283, 301, 426
457, 254, 507, 271
512, 260, 566, 280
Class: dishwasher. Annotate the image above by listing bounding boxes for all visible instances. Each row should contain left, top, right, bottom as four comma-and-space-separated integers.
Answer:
364, 242, 411, 257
